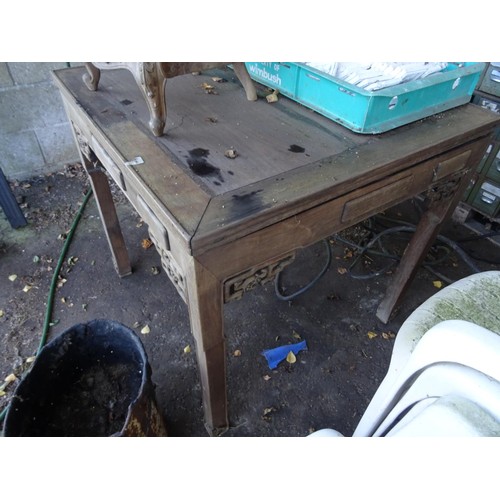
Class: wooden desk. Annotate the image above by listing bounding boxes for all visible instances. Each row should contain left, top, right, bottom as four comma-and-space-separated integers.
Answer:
53, 66, 500, 435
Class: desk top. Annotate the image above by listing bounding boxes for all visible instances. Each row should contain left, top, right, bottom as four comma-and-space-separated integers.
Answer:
54, 66, 500, 254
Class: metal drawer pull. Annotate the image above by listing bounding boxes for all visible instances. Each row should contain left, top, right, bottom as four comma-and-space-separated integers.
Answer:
481, 193, 495, 204
490, 69, 500, 83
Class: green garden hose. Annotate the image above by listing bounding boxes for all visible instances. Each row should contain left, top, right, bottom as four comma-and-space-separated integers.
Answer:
0, 188, 93, 426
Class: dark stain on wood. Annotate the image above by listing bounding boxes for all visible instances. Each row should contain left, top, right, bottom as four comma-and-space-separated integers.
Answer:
187, 148, 224, 183
230, 189, 265, 217
289, 144, 305, 153
232, 189, 263, 203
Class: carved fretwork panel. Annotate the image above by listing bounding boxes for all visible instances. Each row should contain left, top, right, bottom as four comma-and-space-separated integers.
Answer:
224, 253, 296, 303
148, 231, 187, 303
426, 169, 469, 203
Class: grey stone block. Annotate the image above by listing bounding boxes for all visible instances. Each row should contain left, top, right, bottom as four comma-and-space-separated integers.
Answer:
0, 130, 45, 180
0, 82, 68, 134
8, 62, 69, 85
0, 62, 13, 87
36, 123, 79, 166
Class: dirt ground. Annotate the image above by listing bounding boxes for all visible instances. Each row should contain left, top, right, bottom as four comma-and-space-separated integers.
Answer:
1, 164, 499, 437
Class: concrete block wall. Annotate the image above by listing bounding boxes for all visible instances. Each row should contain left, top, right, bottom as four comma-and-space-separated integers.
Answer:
0, 62, 82, 181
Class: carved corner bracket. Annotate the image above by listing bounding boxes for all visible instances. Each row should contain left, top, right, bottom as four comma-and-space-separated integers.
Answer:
426, 169, 470, 203
224, 253, 296, 303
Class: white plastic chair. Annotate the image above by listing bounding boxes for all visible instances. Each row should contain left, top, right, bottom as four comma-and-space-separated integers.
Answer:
354, 320, 500, 436
384, 394, 500, 437
309, 270, 500, 438
369, 361, 500, 436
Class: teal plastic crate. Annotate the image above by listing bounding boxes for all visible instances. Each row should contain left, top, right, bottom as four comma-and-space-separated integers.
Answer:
245, 62, 485, 134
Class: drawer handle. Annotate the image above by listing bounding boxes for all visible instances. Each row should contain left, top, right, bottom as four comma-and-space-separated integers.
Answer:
481, 192, 496, 204
490, 69, 500, 83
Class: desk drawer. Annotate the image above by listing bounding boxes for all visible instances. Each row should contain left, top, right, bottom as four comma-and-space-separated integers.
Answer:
91, 137, 127, 191
341, 174, 414, 223
340, 147, 472, 225
478, 63, 500, 98
469, 180, 500, 217
134, 193, 170, 252
486, 146, 500, 183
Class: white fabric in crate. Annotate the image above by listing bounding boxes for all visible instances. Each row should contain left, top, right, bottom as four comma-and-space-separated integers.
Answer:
304, 62, 447, 91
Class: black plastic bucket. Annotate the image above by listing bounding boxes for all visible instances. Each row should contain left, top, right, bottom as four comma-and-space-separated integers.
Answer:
3, 319, 167, 437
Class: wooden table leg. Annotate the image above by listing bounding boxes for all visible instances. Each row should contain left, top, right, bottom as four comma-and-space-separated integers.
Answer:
82, 159, 132, 278
376, 170, 473, 323
185, 257, 228, 435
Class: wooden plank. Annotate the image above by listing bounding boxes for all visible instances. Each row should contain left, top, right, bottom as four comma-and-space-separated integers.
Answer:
156, 68, 365, 195
55, 66, 366, 194
53, 68, 211, 240
193, 122, 498, 254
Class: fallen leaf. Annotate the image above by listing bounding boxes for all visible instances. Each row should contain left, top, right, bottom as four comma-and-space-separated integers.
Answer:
151, 266, 160, 275
367, 331, 378, 339
382, 331, 395, 340
292, 331, 302, 340
266, 90, 279, 103
263, 407, 274, 416
61, 297, 66, 303
344, 248, 354, 259
8, 274, 17, 282
33, 255, 40, 263
201, 82, 218, 94
26, 356, 36, 363
0, 310, 4, 318
337, 267, 348, 275
183, 345, 191, 354
67, 256, 78, 266
263, 375, 271, 381
133, 321, 140, 328
4, 373, 17, 384
433, 280, 443, 289
0, 390, 5, 397
211, 76, 226, 83
233, 349, 241, 357
141, 325, 150, 334
224, 148, 238, 159
23, 285, 32, 293
141, 238, 153, 249
286, 351, 296, 364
